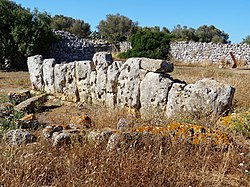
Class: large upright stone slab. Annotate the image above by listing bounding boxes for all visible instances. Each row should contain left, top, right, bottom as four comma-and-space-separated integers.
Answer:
63, 62, 79, 102
92, 52, 113, 104
43, 58, 56, 93
140, 72, 173, 117
75, 60, 95, 103
27, 55, 44, 91
54, 63, 67, 94
106, 61, 121, 108
117, 58, 141, 109
166, 78, 235, 118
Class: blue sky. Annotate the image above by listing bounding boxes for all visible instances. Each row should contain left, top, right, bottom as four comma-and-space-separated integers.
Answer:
13, 0, 250, 43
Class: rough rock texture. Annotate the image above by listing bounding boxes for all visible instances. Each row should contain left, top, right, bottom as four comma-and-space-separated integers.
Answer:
14, 94, 47, 113
171, 41, 250, 65
117, 58, 141, 109
43, 59, 56, 93
27, 55, 44, 90
27, 52, 234, 118
166, 78, 235, 118
49, 30, 112, 63
17, 114, 40, 129
5, 129, 36, 145
140, 72, 173, 117
140, 58, 173, 73
8, 90, 31, 105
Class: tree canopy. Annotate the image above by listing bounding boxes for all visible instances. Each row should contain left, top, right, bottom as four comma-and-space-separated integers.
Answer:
171, 24, 229, 44
51, 15, 91, 38
0, 0, 56, 69
97, 13, 138, 44
242, 35, 250, 45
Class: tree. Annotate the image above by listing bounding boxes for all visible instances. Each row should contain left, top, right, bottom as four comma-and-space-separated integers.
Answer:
195, 25, 229, 44
0, 0, 56, 69
171, 24, 197, 41
119, 29, 172, 59
242, 35, 250, 45
51, 15, 91, 38
97, 13, 138, 51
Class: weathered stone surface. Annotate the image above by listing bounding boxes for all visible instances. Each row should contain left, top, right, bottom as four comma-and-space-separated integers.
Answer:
69, 115, 92, 129
27, 55, 44, 90
75, 60, 95, 102
166, 78, 235, 118
17, 114, 40, 129
64, 62, 79, 102
106, 61, 121, 107
92, 52, 113, 68
171, 41, 250, 65
14, 94, 47, 113
92, 52, 113, 104
117, 118, 131, 132
5, 129, 36, 145
52, 132, 71, 147
140, 72, 173, 117
140, 58, 174, 73
43, 59, 56, 93
8, 90, 31, 105
54, 63, 67, 94
117, 58, 141, 109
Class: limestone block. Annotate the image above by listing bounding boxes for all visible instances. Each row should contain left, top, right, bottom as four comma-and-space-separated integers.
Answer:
43, 58, 56, 93
63, 62, 79, 102
54, 63, 67, 93
117, 58, 141, 109
166, 78, 235, 118
140, 72, 173, 117
27, 55, 44, 91
75, 60, 95, 102
140, 58, 174, 73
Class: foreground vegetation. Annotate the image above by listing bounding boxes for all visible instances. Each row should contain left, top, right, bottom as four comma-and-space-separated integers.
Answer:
0, 65, 249, 186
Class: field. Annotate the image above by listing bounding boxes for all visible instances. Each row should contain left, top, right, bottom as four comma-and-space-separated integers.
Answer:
0, 65, 249, 186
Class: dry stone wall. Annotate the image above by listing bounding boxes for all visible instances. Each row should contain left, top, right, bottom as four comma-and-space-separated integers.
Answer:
171, 41, 250, 65
27, 52, 235, 119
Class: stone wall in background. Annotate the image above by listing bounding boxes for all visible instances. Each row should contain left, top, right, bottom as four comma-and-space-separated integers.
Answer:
49, 30, 250, 66
170, 41, 250, 65
27, 52, 235, 119
49, 30, 112, 62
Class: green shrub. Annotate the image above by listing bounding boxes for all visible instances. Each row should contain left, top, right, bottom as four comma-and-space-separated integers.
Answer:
119, 30, 172, 59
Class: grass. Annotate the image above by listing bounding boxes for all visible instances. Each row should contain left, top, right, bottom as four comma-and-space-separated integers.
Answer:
0, 65, 249, 186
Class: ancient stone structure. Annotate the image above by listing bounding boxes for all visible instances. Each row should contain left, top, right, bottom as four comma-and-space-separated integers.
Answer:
49, 30, 112, 63
171, 41, 250, 65
27, 52, 235, 118
48, 30, 250, 66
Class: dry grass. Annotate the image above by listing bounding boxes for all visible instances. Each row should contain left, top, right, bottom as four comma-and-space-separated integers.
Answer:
0, 66, 250, 186
0, 137, 249, 186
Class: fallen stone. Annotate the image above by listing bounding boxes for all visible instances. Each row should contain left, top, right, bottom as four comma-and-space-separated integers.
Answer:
17, 114, 40, 129
8, 90, 31, 105
5, 129, 36, 145
69, 115, 92, 129
14, 94, 47, 113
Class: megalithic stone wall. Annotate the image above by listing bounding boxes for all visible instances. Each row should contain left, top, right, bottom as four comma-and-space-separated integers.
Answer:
27, 52, 235, 118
